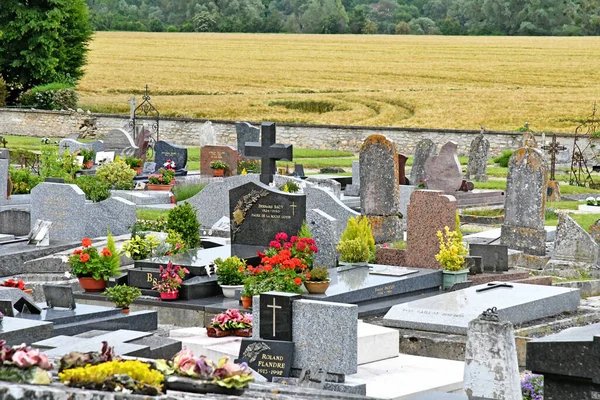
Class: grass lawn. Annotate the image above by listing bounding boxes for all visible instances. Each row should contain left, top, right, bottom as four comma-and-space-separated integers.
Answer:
136, 208, 169, 221
545, 212, 600, 230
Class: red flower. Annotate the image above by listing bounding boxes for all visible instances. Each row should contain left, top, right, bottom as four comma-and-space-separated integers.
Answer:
283, 242, 293, 250
291, 236, 298, 243
275, 232, 288, 242
238, 266, 245, 272
81, 238, 92, 248
73, 249, 83, 255
80, 253, 90, 263
17, 280, 25, 290
293, 277, 302, 285
305, 273, 311, 280
296, 242, 306, 251
309, 245, 318, 253
264, 265, 273, 272
101, 248, 112, 257
270, 240, 281, 249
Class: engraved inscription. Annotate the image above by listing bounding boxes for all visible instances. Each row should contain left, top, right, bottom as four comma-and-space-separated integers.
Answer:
249, 204, 292, 220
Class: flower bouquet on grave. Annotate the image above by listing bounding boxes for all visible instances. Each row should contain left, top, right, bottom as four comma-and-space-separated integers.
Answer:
207, 309, 253, 338
210, 160, 228, 177
436, 226, 469, 290
0, 340, 53, 385
152, 261, 189, 300
0, 278, 32, 295
78, 149, 96, 169
68, 234, 121, 292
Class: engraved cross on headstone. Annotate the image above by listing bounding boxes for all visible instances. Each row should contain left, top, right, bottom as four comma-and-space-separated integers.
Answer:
267, 298, 282, 337
541, 134, 567, 181
244, 122, 293, 185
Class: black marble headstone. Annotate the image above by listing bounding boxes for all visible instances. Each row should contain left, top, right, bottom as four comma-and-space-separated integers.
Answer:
259, 292, 301, 342
229, 181, 306, 247
154, 140, 188, 172
237, 338, 294, 381
469, 244, 508, 272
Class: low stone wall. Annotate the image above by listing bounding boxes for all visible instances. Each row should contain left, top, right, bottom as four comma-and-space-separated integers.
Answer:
0, 108, 576, 157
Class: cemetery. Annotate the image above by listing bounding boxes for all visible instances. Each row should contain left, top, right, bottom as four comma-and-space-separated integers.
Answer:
2, 99, 600, 400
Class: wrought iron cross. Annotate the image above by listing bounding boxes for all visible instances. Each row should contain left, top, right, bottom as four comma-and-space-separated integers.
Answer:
476, 282, 513, 292
542, 134, 567, 180
0, 137, 7, 148
267, 298, 282, 337
244, 122, 293, 184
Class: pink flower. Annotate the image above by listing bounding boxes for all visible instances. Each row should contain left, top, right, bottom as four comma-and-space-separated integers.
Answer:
275, 232, 288, 242
290, 236, 298, 243
173, 349, 198, 377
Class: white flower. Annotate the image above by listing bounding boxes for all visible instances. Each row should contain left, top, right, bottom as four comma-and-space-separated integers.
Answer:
587, 197, 595, 202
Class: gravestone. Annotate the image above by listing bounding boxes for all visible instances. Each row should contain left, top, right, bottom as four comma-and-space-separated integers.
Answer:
102, 128, 139, 157
236, 121, 260, 155
383, 282, 580, 335
0, 155, 9, 201
399, 185, 417, 230
424, 141, 463, 192
58, 138, 104, 156
465, 130, 489, 182
141, 162, 156, 175
260, 292, 301, 342
521, 131, 537, 148
31, 183, 86, 241
154, 140, 188, 172
344, 161, 360, 197
410, 139, 437, 186
244, 122, 293, 185
85, 197, 137, 238
199, 121, 217, 147
468, 244, 509, 272
229, 181, 306, 247
501, 147, 548, 256
0, 287, 42, 315
43, 285, 76, 309
237, 338, 294, 381
359, 134, 402, 243
398, 153, 408, 185
134, 127, 151, 160
200, 145, 238, 176
305, 177, 341, 199
463, 309, 521, 399
405, 190, 457, 269
307, 209, 338, 268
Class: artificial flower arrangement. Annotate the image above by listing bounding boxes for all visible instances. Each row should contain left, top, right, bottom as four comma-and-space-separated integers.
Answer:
164, 160, 176, 171
0, 279, 31, 294
148, 167, 175, 185
586, 196, 600, 206
0, 340, 53, 385
152, 261, 189, 299
207, 309, 253, 338
68, 236, 120, 281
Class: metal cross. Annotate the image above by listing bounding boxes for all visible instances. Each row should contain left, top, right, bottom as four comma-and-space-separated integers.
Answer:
267, 298, 282, 337
476, 282, 513, 292
244, 122, 293, 185
542, 134, 567, 180
0, 137, 7, 148
290, 201, 297, 216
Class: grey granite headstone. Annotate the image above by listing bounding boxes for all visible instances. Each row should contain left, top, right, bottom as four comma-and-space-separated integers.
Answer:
58, 138, 104, 155
102, 128, 139, 157
305, 177, 341, 199
43, 284, 76, 309
501, 147, 548, 255
344, 161, 360, 196
425, 142, 463, 192
0, 209, 31, 236
305, 186, 359, 244
307, 209, 338, 268
465, 132, 489, 182
30, 183, 86, 241
410, 139, 437, 185
236, 121, 260, 154
141, 162, 156, 175
199, 121, 217, 147
0, 149, 8, 159
0, 287, 42, 315
154, 140, 187, 172
84, 197, 136, 238
0, 159, 8, 200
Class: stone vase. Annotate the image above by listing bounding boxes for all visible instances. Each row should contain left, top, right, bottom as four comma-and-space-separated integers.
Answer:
220, 284, 244, 298
442, 269, 469, 290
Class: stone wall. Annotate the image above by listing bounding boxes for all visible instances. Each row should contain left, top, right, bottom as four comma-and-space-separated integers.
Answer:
0, 108, 576, 157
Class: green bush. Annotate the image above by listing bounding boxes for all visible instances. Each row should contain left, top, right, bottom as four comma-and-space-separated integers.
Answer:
215, 256, 246, 286
96, 159, 136, 190
103, 284, 142, 309
0, 75, 7, 107
122, 234, 160, 260
39, 147, 81, 179
75, 175, 110, 202
18, 82, 78, 110
337, 239, 370, 263
339, 216, 376, 262
493, 150, 514, 168
167, 202, 201, 248
9, 167, 42, 194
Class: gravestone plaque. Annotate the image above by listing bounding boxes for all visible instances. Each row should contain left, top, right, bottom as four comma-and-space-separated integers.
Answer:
200, 145, 238, 176
58, 138, 104, 155
141, 162, 156, 175
31, 183, 86, 242
0, 287, 42, 315
237, 338, 294, 381
294, 164, 305, 178
102, 128, 139, 157
425, 142, 463, 192
465, 130, 490, 182
260, 292, 301, 342
154, 140, 188, 172
229, 181, 306, 247
469, 244, 508, 272
27, 220, 52, 246
244, 122, 293, 184
410, 139, 436, 185
95, 151, 115, 165
43, 284, 76, 310
236, 121, 260, 155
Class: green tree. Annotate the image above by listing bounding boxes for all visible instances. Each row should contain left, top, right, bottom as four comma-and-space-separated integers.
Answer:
0, 0, 93, 101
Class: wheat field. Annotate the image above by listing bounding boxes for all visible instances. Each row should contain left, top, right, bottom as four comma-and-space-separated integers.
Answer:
78, 32, 600, 132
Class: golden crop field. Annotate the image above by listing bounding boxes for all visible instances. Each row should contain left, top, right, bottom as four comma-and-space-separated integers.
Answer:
79, 32, 600, 132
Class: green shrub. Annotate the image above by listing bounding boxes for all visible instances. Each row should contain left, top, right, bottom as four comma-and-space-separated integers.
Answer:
307, 266, 329, 281
18, 82, 78, 110
215, 256, 246, 285
337, 238, 370, 263
167, 202, 201, 248
122, 235, 160, 260
96, 160, 136, 190
493, 150, 514, 168
103, 284, 142, 309
297, 220, 312, 239
173, 183, 206, 202
0, 75, 7, 107
340, 216, 376, 262
39, 147, 81, 179
9, 167, 42, 194
75, 175, 110, 202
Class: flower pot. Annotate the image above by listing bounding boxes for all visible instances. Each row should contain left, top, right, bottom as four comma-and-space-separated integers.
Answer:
304, 280, 330, 294
170, 178, 176, 184
83, 161, 94, 169
213, 169, 225, 177
241, 296, 252, 309
442, 269, 469, 290
147, 183, 174, 191
234, 328, 252, 337
207, 326, 230, 338
160, 290, 179, 301
22, 288, 33, 295
78, 277, 107, 292
220, 284, 244, 298
122, 307, 130, 314
134, 167, 143, 175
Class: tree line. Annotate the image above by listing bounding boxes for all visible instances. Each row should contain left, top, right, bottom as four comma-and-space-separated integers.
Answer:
86, 0, 600, 35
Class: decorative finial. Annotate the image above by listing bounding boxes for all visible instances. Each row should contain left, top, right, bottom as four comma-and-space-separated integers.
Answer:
480, 307, 499, 322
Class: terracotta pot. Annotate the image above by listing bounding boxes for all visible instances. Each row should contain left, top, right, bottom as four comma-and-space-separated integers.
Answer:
78, 277, 107, 292
122, 308, 130, 314
207, 326, 231, 338
22, 288, 33, 295
213, 169, 225, 177
304, 280, 330, 294
134, 167, 143, 175
160, 290, 179, 301
170, 178, 176, 184
241, 296, 253, 309
83, 161, 94, 169
234, 328, 252, 337
147, 183, 174, 191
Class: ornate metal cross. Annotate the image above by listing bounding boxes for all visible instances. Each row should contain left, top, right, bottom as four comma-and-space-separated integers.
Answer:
542, 134, 567, 180
267, 298, 282, 337
244, 122, 293, 184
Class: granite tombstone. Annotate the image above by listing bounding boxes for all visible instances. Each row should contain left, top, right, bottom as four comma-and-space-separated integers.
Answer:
236, 121, 260, 155
465, 130, 489, 182
244, 122, 292, 185
424, 141, 463, 192
58, 138, 104, 156
200, 145, 238, 176
154, 140, 187, 172
199, 121, 217, 147
410, 139, 437, 185
30, 183, 86, 241
102, 128, 139, 157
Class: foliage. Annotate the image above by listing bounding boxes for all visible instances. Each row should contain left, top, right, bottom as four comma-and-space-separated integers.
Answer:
163, 229, 188, 256
306, 266, 329, 282
75, 175, 111, 202
96, 159, 136, 190
210, 160, 229, 170
237, 158, 260, 174
59, 341, 118, 372
152, 261, 189, 293
78, 148, 95, 162
278, 180, 300, 193
209, 309, 253, 331
435, 226, 468, 271
8, 167, 42, 194
215, 256, 246, 286
167, 202, 201, 248
297, 220, 312, 239
69, 236, 121, 280
148, 167, 175, 185
122, 235, 160, 260
339, 216, 376, 262
0, 340, 52, 385
18, 83, 78, 110
337, 238, 370, 263
134, 217, 168, 232
125, 155, 143, 168
265, 232, 318, 268
39, 147, 81, 179
493, 150, 514, 168
0, 75, 7, 107
521, 373, 543, 400
59, 360, 164, 395
173, 183, 206, 202
103, 284, 142, 308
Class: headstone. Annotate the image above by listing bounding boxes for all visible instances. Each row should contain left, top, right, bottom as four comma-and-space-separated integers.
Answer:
237, 338, 294, 381
244, 122, 293, 185
0, 149, 9, 159
0, 158, 8, 200
424, 141, 463, 192
141, 162, 156, 175
260, 292, 301, 342
501, 147, 548, 255
463, 309, 521, 399
344, 161, 360, 196
405, 190, 457, 269
199, 121, 217, 147
305, 177, 341, 199
307, 209, 338, 268
294, 164, 305, 178
102, 128, 139, 157
399, 185, 417, 230
547, 180, 561, 202
0, 287, 42, 315
31, 183, 86, 242
229, 181, 306, 247
398, 153, 408, 185
468, 244, 509, 272
521, 131, 537, 148
305, 186, 359, 243
43, 285, 76, 309
134, 127, 150, 160
200, 145, 238, 176
410, 139, 437, 186
58, 138, 104, 155
154, 140, 187, 172
236, 121, 260, 155
85, 197, 137, 238
465, 130, 489, 182
359, 134, 402, 243
382, 282, 580, 335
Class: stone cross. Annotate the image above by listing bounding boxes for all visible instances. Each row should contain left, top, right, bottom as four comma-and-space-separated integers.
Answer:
541, 135, 567, 181
244, 122, 293, 185
128, 97, 137, 120
267, 298, 282, 337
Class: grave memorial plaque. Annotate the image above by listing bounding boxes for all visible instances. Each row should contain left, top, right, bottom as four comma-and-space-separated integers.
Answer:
469, 244, 509, 272
200, 145, 238, 176
237, 338, 294, 381
259, 292, 301, 342
43, 285, 76, 310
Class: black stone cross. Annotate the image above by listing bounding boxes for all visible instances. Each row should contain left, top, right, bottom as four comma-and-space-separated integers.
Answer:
542, 134, 567, 181
476, 282, 513, 293
244, 122, 293, 184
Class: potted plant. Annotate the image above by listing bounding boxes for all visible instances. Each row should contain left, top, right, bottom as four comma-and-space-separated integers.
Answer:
0, 341, 53, 385
79, 149, 96, 169
122, 234, 160, 260
304, 266, 330, 294
125, 155, 144, 175
152, 261, 189, 300
210, 160, 228, 177
69, 235, 120, 292
207, 309, 253, 338
436, 226, 469, 290
337, 216, 375, 265
103, 284, 142, 313
0, 279, 32, 295
240, 285, 254, 309
215, 256, 246, 298
148, 168, 175, 191
337, 238, 370, 265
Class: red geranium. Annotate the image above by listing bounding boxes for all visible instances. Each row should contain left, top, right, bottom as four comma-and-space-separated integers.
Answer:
82, 238, 92, 248
80, 253, 90, 263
